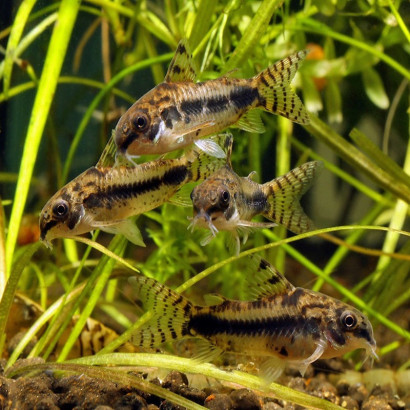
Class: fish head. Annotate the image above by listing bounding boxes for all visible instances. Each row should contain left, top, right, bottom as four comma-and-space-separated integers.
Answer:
189, 180, 238, 233
39, 182, 90, 248
114, 85, 179, 156
323, 303, 377, 362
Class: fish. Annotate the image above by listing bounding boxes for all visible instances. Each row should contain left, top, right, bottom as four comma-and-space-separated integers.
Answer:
114, 39, 310, 160
129, 257, 377, 382
188, 161, 323, 254
39, 134, 232, 248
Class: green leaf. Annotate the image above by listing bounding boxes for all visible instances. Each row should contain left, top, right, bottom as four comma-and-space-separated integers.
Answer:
362, 67, 390, 109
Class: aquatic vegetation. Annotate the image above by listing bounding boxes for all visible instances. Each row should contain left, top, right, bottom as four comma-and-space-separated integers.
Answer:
1, 0, 409, 408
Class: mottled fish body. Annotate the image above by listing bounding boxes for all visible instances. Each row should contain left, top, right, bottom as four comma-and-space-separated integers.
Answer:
130, 257, 377, 381
39, 135, 232, 247
189, 161, 323, 252
115, 40, 309, 159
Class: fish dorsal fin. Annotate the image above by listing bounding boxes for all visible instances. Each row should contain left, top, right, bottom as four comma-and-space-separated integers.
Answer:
246, 256, 294, 300
234, 110, 266, 133
165, 39, 197, 83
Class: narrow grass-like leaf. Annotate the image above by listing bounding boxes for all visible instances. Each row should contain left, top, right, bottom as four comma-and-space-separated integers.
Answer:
0, 242, 41, 353
349, 128, 410, 189
0, 201, 6, 299
6, 284, 85, 369
305, 115, 410, 203
56, 235, 128, 362
2, 0, 36, 95
362, 67, 389, 109
71, 354, 343, 410
5, 0, 81, 277
7, 362, 206, 410
224, 0, 282, 72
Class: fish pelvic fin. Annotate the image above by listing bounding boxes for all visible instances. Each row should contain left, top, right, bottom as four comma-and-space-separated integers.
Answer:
261, 161, 323, 234
129, 276, 193, 348
254, 50, 310, 125
187, 134, 233, 181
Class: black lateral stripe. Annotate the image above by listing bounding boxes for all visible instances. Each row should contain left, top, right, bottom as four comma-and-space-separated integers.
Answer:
205, 96, 229, 113
180, 99, 203, 115
84, 166, 188, 207
230, 86, 259, 110
189, 313, 317, 339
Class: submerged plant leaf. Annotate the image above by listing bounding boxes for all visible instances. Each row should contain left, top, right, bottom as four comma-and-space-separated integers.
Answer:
362, 67, 390, 109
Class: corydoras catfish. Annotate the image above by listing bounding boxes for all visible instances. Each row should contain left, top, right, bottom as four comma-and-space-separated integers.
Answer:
39, 134, 232, 247
189, 161, 323, 253
115, 40, 310, 160
129, 257, 377, 382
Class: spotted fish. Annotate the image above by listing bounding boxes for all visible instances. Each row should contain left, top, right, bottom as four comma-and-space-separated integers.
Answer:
129, 257, 377, 382
39, 134, 232, 247
189, 161, 323, 254
115, 40, 310, 160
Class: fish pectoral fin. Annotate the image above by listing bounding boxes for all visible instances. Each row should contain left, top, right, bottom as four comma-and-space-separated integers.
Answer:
245, 256, 295, 300
168, 183, 195, 207
234, 110, 265, 133
199, 230, 217, 246
164, 39, 197, 83
194, 138, 226, 159
236, 220, 277, 229
226, 231, 241, 256
295, 338, 327, 376
93, 219, 145, 247
259, 356, 286, 384
192, 339, 223, 364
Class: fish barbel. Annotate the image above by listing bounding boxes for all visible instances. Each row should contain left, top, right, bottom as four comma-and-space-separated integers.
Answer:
189, 161, 323, 253
115, 40, 310, 159
130, 257, 377, 382
39, 134, 232, 247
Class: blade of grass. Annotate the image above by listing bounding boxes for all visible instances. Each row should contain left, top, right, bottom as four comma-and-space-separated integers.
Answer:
0, 201, 6, 299
72, 353, 343, 410
6, 283, 85, 369
7, 362, 206, 410
56, 235, 128, 362
0, 242, 41, 357
2, 0, 36, 95
305, 115, 410, 203
5, 0, 81, 277
224, 0, 282, 72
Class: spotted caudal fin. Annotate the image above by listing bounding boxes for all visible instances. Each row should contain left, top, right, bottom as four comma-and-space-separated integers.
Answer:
253, 50, 310, 125
129, 276, 193, 348
261, 161, 323, 234
186, 134, 233, 181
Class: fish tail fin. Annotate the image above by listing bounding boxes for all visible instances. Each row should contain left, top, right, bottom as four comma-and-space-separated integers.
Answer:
253, 50, 310, 125
187, 134, 233, 181
129, 276, 193, 348
261, 161, 323, 234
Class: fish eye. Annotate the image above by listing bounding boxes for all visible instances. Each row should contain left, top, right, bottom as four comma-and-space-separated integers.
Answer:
133, 115, 149, 131
341, 311, 358, 330
218, 190, 230, 208
52, 200, 69, 219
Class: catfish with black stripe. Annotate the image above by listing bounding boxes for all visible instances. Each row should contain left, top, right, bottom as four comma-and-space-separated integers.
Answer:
189, 160, 323, 254
39, 134, 232, 248
115, 39, 310, 160
129, 256, 377, 382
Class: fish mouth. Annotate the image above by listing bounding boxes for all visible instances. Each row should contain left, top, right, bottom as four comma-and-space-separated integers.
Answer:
187, 211, 219, 237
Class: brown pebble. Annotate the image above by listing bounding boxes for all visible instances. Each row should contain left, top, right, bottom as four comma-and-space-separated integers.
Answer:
340, 396, 359, 410
162, 371, 189, 387
362, 397, 393, 410
348, 383, 369, 404
230, 388, 262, 409
287, 377, 306, 392
205, 393, 234, 409
262, 402, 283, 409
